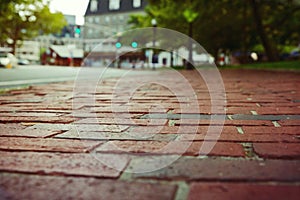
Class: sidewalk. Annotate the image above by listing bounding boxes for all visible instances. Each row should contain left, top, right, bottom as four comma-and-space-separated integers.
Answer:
0, 69, 299, 200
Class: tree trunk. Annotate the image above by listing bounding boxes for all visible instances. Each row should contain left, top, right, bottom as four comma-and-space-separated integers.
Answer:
11, 23, 21, 55
186, 22, 194, 70
250, 0, 279, 62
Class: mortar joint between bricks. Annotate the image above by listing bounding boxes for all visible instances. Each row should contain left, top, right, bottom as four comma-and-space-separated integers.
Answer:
168, 119, 176, 126
167, 109, 175, 114
241, 142, 263, 160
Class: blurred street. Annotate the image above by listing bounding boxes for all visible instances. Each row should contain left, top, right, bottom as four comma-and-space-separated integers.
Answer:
0, 65, 153, 88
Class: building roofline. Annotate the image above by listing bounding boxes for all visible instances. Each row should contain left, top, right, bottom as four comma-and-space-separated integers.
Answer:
84, 0, 147, 16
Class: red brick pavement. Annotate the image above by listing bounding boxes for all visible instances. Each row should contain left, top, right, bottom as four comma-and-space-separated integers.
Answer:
0, 69, 299, 200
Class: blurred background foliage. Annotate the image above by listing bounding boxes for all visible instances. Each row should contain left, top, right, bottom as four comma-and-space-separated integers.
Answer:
129, 0, 300, 62
0, 0, 66, 54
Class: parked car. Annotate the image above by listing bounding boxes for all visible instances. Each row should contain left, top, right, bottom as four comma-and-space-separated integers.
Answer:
0, 52, 18, 68
18, 58, 30, 65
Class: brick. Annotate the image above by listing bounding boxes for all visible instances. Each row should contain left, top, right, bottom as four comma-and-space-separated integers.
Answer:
225, 106, 256, 114
243, 126, 300, 135
56, 130, 177, 141
0, 151, 129, 178
253, 143, 300, 159
22, 109, 71, 113
158, 126, 237, 135
97, 141, 245, 157
188, 182, 300, 200
173, 119, 273, 126
0, 173, 177, 200
256, 107, 300, 115
0, 124, 62, 138
0, 123, 27, 130
27, 123, 73, 131
130, 157, 300, 182
0, 112, 61, 117
90, 106, 153, 113
72, 124, 129, 133
72, 112, 143, 118
172, 108, 212, 115
259, 102, 300, 107
20, 105, 73, 111
75, 118, 167, 126
179, 132, 298, 142
278, 120, 300, 126
0, 116, 75, 123
199, 142, 245, 157
0, 137, 102, 153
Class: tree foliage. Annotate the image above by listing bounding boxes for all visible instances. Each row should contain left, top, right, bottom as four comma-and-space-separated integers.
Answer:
0, 0, 67, 54
129, 0, 300, 62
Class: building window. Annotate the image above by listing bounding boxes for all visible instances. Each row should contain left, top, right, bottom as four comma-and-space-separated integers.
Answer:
133, 0, 141, 8
90, 0, 98, 12
119, 15, 124, 21
88, 17, 94, 23
109, 0, 120, 10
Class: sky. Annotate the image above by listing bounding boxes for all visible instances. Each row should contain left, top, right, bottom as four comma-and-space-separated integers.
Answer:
49, 0, 90, 25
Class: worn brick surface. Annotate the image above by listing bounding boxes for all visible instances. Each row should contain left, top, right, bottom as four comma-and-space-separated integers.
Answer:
0, 173, 177, 200
179, 132, 298, 142
243, 126, 300, 135
0, 69, 299, 199
129, 125, 238, 135
0, 112, 61, 117
188, 182, 300, 200
70, 124, 129, 133
56, 129, 177, 141
75, 118, 167, 126
173, 119, 274, 126
0, 137, 102, 153
0, 124, 62, 138
0, 116, 75, 123
0, 151, 129, 178
255, 107, 300, 115
130, 157, 300, 181
97, 141, 245, 157
278, 120, 300, 126
253, 143, 300, 159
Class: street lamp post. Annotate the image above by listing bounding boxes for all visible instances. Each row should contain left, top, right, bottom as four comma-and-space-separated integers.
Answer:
151, 18, 157, 70
116, 32, 122, 68
183, 8, 198, 70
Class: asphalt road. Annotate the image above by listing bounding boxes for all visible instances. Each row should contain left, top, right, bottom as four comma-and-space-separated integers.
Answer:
0, 65, 156, 88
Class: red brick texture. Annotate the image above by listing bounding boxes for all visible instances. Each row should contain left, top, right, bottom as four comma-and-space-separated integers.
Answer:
188, 182, 300, 200
0, 69, 299, 199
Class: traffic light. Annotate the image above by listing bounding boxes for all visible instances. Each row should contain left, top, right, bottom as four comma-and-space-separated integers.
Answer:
75, 26, 81, 34
131, 41, 138, 48
115, 42, 122, 49
74, 26, 81, 38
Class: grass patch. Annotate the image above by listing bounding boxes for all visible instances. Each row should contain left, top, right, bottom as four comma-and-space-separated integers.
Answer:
170, 65, 185, 70
0, 86, 30, 95
161, 60, 299, 71
221, 60, 300, 70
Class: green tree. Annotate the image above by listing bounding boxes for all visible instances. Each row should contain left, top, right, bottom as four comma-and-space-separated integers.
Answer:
0, 0, 67, 54
129, 0, 300, 62
183, 4, 198, 69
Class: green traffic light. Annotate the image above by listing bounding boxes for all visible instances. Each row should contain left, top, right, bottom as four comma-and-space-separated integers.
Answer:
115, 42, 122, 48
75, 26, 81, 34
131, 41, 138, 48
